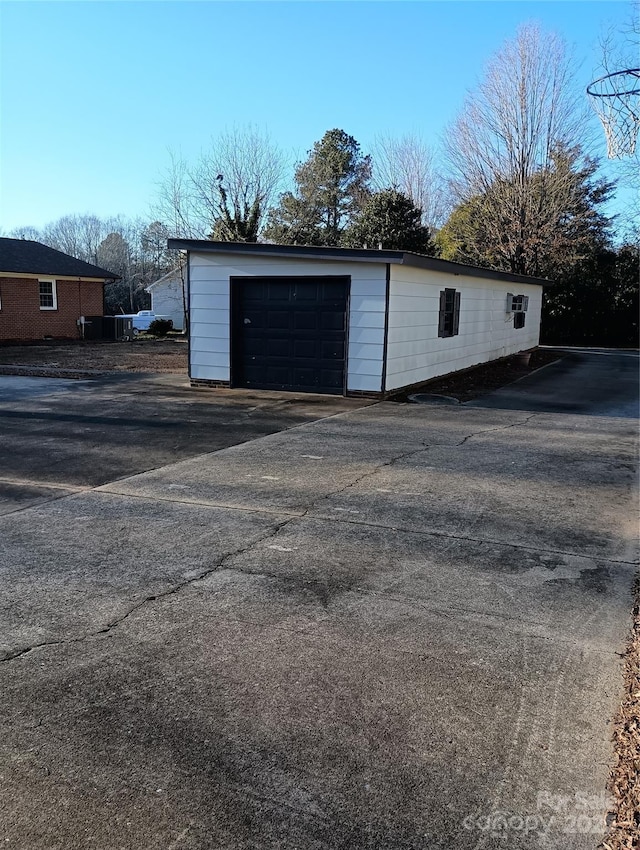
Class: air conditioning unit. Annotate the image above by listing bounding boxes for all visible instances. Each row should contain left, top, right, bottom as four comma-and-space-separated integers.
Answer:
506, 294, 529, 313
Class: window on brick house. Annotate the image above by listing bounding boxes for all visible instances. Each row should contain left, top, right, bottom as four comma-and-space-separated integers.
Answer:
39, 279, 57, 310
438, 288, 461, 338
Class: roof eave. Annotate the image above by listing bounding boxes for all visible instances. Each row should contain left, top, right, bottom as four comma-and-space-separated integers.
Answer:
0, 269, 119, 281
167, 239, 403, 265
167, 239, 552, 287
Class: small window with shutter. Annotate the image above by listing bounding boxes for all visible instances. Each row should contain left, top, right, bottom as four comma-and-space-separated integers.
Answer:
438, 288, 461, 338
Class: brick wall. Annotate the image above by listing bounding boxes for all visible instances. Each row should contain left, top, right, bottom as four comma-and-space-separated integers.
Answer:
0, 277, 104, 342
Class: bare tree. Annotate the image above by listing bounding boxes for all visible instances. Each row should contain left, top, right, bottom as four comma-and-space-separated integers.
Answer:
154, 151, 207, 333
140, 220, 172, 280
7, 212, 177, 314
38, 214, 112, 264
154, 126, 287, 242
154, 151, 206, 239
152, 153, 204, 333
597, 2, 639, 83
153, 128, 286, 330
444, 23, 591, 274
191, 125, 287, 240
41, 214, 85, 259
8, 225, 42, 241
371, 133, 448, 228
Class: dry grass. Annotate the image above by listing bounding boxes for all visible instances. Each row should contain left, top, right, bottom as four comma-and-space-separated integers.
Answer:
602, 575, 640, 850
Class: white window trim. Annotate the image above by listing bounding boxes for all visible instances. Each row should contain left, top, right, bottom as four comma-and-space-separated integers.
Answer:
39, 278, 57, 311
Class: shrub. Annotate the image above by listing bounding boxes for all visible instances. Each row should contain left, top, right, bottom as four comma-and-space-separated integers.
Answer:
147, 318, 173, 337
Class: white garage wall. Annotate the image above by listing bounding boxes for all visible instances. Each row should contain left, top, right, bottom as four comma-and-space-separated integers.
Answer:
385, 265, 542, 391
189, 253, 387, 391
148, 272, 187, 330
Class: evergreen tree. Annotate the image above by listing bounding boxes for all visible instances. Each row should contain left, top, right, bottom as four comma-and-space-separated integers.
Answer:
344, 189, 435, 253
541, 242, 639, 347
210, 176, 261, 242
437, 146, 614, 279
437, 143, 637, 347
264, 129, 371, 246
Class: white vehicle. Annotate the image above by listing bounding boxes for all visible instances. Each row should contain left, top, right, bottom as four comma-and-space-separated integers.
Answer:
117, 310, 172, 334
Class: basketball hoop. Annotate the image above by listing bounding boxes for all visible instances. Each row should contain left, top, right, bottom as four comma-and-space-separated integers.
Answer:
587, 69, 640, 159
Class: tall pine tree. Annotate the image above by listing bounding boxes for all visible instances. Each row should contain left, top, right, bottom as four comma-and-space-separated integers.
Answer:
344, 189, 435, 253
264, 129, 371, 246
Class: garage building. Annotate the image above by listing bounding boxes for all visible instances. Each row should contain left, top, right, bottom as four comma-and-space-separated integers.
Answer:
168, 240, 549, 397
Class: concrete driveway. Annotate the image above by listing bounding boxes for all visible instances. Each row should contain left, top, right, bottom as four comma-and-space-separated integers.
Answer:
0, 372, 366, 515
0, 352, 637, 849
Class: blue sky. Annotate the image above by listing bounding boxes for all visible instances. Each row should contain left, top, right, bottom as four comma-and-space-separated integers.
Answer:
0, 1, 633, 233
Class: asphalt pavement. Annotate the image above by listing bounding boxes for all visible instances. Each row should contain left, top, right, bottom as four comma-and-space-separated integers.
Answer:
468, 348, 640, 417
0, 351, 637, 849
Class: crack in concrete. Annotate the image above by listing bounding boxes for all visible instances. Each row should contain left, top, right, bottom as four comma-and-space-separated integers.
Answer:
91, 488, 638, 567
0, 515, 300, 664
305, 412, 541, 511
6, 409, 629, 665
451, 412, 540, 446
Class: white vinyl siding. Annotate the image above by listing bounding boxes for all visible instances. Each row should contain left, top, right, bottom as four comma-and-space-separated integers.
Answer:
384, 265, 541, 391
187, 250, 544, 395
188, 253, 386, 391
147, 272, 187, 330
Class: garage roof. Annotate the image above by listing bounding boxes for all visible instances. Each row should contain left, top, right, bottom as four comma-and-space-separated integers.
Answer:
0, 238, 119, 280
167, 239, 551, 286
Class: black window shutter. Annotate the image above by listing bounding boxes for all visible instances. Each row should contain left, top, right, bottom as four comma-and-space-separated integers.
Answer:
438, 290, 446, 337
453, 291, 461, 335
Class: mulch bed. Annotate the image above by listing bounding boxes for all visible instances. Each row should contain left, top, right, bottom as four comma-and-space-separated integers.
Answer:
601, 576, 640, 850
388, 347, 563, 402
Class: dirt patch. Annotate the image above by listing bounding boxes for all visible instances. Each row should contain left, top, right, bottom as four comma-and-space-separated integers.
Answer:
0, 339, 187, 377
389, 348, 563, 403
601, 575, 640, 850
0, 341, 561, 392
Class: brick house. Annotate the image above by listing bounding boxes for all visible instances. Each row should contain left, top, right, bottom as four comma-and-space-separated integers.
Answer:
0, 238, 118, 342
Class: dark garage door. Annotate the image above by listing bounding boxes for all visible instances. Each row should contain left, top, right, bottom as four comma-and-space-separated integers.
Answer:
231, 277, 349, 394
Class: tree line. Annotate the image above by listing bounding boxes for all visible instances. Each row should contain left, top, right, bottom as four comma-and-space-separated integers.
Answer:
8, 23, 638, 346
9, 215, 172, 315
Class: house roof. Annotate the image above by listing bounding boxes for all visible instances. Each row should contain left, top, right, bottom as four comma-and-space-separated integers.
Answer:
145, 266, 184, 291
0, 238, 119, 280
167, 239, 552, 287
